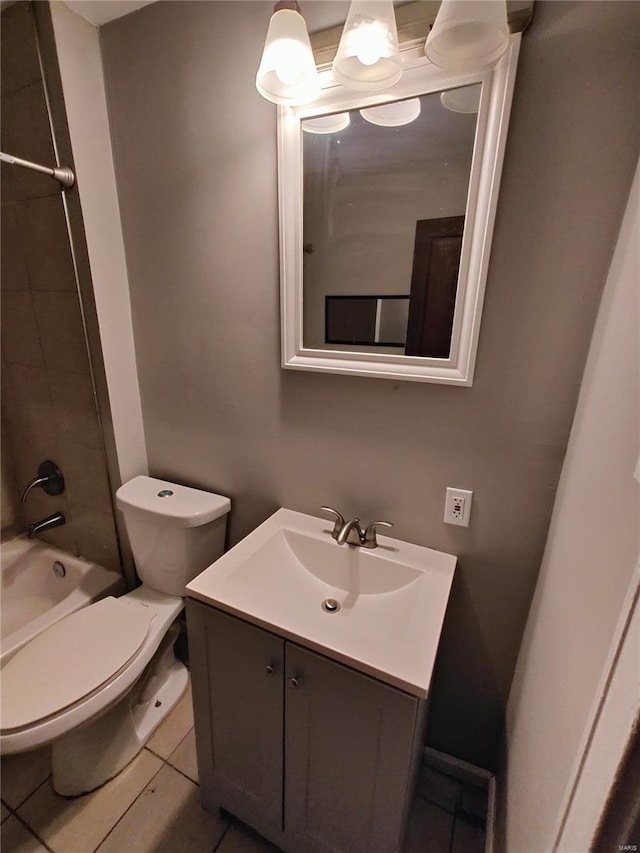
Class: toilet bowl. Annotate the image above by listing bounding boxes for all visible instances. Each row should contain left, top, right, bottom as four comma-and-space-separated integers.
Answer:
0, 476, 230, 796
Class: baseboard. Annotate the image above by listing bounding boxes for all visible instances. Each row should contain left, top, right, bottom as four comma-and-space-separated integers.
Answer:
422, 746, 496, 853
423, 746, 493, 789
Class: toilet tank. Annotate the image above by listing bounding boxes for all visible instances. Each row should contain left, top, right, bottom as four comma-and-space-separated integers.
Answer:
115, 476, 231, 596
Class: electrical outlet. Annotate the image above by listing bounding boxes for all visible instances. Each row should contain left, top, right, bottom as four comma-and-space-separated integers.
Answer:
444, 488, 473, 527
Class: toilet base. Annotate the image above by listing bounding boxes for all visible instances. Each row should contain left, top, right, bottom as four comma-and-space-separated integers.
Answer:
51, 623, 188, 796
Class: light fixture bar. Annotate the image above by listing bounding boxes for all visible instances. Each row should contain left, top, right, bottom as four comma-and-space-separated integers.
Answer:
310, 0, 534, 68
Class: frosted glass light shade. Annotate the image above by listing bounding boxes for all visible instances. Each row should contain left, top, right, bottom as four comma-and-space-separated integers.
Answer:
360, 98, 421, 127
256, 7, 320, 105
332, 1, 402, 92
302, 113, 351, 134
440, 84, 481, 113
425, 0, 509, 72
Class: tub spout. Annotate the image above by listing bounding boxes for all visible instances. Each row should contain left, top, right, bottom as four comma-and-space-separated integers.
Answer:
27, 512, 65, 539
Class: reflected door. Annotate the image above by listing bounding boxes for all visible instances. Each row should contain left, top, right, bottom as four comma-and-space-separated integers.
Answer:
405, 216, 465, 358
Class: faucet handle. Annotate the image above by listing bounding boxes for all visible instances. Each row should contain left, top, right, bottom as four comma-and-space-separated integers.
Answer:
21, 460, 65, 503
321, 506, 345, 538
362, 520, 393, 549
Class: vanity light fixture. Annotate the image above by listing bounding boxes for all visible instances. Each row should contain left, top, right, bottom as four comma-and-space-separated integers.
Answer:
302, 112, 351, 134
425, 0, 509, 72
332, 0, 402, 92
255, 1, 320, 105
360, 97, 421, 127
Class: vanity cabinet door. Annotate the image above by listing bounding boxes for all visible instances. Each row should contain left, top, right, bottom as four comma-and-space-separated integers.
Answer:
186, 602, 284, 829
284, 643, 420, 853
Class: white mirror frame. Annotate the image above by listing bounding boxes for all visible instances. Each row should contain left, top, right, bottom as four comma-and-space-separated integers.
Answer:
279, 34, 521, 385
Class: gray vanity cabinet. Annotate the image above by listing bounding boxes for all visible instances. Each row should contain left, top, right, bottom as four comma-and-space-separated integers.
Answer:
186, 600, 284, 829
187, 599, 426, 853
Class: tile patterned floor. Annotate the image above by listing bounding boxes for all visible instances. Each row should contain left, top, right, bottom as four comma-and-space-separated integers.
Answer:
1, 686, 486, 853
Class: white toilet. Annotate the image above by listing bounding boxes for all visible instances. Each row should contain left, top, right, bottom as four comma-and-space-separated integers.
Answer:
0, 476, 230, 796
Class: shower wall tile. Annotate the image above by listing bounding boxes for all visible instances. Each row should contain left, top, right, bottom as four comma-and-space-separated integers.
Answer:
1, 2, 121, 573
0, 82, 57, 202
0, 2, 41, 97
1, 204, 30, 291
73, 505, 121, 574
2, 363, 55, 437
1, 291, 44, 366
1, 413, 22, 533
32, 291, 91, 374
47, 370, 102, 449
16, 196, 77, 291
63, 442, 113, 515
6, 423, 60, 490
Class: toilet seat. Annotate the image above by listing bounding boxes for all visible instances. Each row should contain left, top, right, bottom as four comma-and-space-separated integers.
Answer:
0, 586, 184, 755
1, 597, 153, 732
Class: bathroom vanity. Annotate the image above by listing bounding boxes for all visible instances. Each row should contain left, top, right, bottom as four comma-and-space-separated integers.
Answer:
185, 508, 456, 853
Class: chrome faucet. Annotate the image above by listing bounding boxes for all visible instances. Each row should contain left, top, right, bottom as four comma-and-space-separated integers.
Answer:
27, 512, 66, 539
321, 507, 393, 549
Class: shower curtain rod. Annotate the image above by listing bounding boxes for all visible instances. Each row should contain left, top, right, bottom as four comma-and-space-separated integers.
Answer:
0, 151, 75, 189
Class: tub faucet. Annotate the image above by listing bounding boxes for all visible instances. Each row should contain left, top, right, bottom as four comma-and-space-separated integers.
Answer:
27, 512, 65, 539
321, 507, 393, 548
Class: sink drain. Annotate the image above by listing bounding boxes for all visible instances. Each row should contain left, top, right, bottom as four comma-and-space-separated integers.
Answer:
52, 561, 66, 578
321, 598, 340, 613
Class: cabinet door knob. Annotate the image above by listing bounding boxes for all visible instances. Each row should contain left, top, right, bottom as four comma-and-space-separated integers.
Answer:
288, 676, 300, 689
265, 665, 275, 676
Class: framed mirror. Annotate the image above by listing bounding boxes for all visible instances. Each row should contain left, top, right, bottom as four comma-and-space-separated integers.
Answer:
279, 35, 521, 385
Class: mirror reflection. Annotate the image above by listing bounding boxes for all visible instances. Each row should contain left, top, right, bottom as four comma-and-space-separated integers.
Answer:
325, 295, 409, 347
302, 84, 480, 358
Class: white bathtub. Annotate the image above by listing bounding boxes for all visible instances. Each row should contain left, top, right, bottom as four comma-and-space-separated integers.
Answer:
1, 537, 126, 666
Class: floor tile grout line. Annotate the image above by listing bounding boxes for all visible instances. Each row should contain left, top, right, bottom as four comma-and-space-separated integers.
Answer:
164, 760, 198, 787
145, 724, 193, 764
12, 772, 52, 813
212, 818, 234, 852
1, 798, 16, 820
10, 809, 56, 853
88, 751, 167, 853
145, 744, 171, 761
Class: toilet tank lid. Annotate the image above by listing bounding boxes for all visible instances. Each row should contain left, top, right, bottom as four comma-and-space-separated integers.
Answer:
116, 476, 231, 528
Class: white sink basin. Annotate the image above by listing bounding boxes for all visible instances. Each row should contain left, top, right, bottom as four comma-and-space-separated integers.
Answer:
186, 508, 456, 697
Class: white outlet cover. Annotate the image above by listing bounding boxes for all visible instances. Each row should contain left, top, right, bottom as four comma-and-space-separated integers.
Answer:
444, 488, 473, 527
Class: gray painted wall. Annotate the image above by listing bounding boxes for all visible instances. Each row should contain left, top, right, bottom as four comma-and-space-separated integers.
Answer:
100, 0, 640, 769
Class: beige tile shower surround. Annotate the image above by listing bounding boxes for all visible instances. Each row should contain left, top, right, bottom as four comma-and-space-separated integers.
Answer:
0, 682, 486, 853
0, 2, 119, 571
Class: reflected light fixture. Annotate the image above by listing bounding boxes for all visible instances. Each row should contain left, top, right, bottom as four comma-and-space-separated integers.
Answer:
425, 0, 509, 72
256, 1, 320, 105
440, 84, 481, 113
302, 113, 351, 134
332, 1, 402, 92
360, 98, 421, 127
